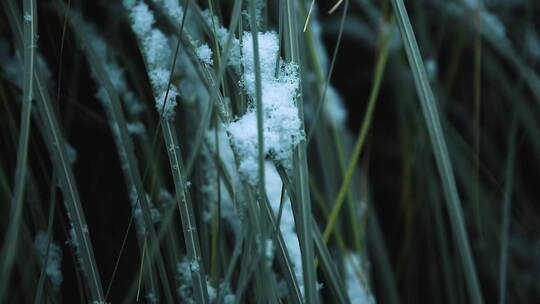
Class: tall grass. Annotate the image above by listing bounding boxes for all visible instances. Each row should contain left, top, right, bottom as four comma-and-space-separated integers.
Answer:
1, 0, 539, 303
0, 0, 36, 301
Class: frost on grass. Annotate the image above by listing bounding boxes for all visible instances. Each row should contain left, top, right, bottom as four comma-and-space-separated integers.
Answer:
344, 253, 375, 304
66, 221, 87, 277
0, 40, 52, 90
131, 188, 162, 236
196, 43, 213, 66
265, 162, 304, 295
125, 1, 178, 118
84, 23, 145, 117
177, 258, 235, 304
227, 32, 304, 186
201, 10, 241, 68
34, 231, 63, 290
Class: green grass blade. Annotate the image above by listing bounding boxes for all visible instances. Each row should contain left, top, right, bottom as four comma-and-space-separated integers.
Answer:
389, 1, 484, 303
66, 12, 175, 303
162, 119, 209, 304
322, 29, 389, 243
185, 0, 244, 177
34, 175, 58, 304
276, 164, 350, 304
283, 0, 319, 301
0, 0, 37, 301
306, 0, 349, 143
3, 2, 105, 300
248, 0, 266, 197
499, 118, 517, 304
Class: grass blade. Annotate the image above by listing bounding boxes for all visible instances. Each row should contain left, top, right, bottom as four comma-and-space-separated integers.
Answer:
0, 0, 37, 301
162, 119, 209, 304
389, 1, 484, 303
499, 118, 517, 304
322, 28, 390, 243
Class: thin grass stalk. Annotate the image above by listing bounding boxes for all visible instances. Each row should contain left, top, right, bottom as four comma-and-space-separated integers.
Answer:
162, 119, 209, 304
179, 0, 244, 175
67, 14, 176, 302
276, 165, 351, 303
34, 66, 105, 303
472, 0, 484, 245
247, 2, 279, 302
322, 29, 389, 243
34, 175, 58, 304
282, 1, 319, 302
499, 118, 517, 304
0, 0, 37, 301
389, 1, 483, 303
260, 195, 304, 304
367, 207, 400, 304
215, 234, 243, 304
248, 0, 266, 198
306, 0, 349, 143
2, 1, 105, 301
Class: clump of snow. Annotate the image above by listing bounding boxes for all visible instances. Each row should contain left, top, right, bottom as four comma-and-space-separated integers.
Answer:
227, 32, 304, 186
129, 2, 155, 37
34, 232, 63, 290
264, 162, 304, 294
84, 23, 145, 117
125, 1, 179, 118
130, 188, 162, 235
196, 43, 214, 66
0, 49, 51, 90
177, 257, 235, 304
201, 10, 241, 68
344, 253, 376, 304
154, 0, 184, 21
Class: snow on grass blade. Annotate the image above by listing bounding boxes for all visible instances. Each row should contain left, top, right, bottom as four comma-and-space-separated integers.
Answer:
276, 165, 351, 304
123, 1, 209, 302
66, 12, 176, 302
2, 1, 105, 301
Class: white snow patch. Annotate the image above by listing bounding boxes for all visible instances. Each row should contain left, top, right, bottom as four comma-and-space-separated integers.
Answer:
34, 231, 63, 290
344, 253, 376, 304
227, 32, 304, 186
264, 162, 304, 294
196, 43, 214, 66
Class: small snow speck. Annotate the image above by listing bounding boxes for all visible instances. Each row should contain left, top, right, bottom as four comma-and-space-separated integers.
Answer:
196, 44, 213, 66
